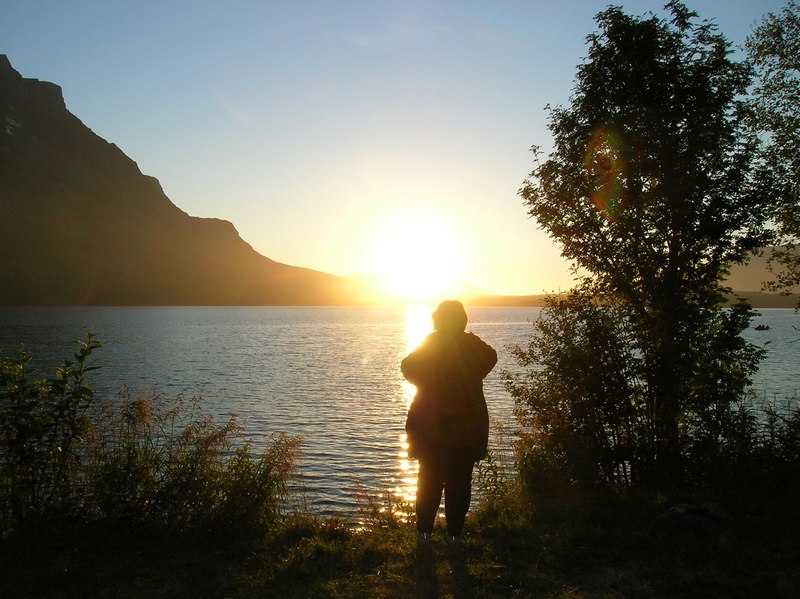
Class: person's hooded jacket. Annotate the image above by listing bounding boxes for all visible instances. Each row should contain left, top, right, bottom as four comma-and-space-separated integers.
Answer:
401, 330, 497, 463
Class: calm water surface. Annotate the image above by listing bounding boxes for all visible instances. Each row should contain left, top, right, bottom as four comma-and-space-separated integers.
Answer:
1, 306, 797, 514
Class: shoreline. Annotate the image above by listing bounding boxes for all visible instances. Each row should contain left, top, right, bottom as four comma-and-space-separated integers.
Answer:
0, 290, 796, 309
471, 290, 800, 309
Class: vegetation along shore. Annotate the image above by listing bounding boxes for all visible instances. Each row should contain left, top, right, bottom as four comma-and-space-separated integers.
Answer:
0, 336, 798, 597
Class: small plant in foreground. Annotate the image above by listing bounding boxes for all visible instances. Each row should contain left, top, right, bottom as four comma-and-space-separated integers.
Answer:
0, 334, 101, 530
351, 480, 414, 531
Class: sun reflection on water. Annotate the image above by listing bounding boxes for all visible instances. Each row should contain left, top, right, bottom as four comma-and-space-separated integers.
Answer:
404, 304, 433, 354
395, 304, 434, 505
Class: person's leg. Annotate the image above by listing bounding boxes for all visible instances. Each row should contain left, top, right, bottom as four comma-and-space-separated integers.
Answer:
443, 459, 474, 537
416, 459, 445, 534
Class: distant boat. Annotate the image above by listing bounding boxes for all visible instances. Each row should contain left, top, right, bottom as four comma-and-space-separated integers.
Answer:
754, 324, 770, 331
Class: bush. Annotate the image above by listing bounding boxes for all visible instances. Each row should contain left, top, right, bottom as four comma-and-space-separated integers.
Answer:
0, 334, 101, 529
92, 390, 302, 540
0, 336, 301, 541
504, 292, 646, 491
754, 400, 800, 489
502, 292, 799, 497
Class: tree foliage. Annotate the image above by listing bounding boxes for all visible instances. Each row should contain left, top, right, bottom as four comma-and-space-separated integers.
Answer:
507, 290, 765, 490
747, 1, 800, 298
510, 2, 774, 489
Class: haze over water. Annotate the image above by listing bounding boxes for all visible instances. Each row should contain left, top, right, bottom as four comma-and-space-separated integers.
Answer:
1, 306, 797, 513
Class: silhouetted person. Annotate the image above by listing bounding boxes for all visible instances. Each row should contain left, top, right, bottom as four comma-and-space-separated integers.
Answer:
401, 300, 497, 546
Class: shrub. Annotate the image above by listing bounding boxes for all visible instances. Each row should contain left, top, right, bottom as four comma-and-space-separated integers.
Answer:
0, 336, 301, 541
0, 334, 101, 529
91, 390, 302, 540
503, 292, 777, 496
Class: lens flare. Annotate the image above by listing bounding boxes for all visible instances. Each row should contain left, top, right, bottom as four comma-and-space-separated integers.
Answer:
584, 127, 625, 220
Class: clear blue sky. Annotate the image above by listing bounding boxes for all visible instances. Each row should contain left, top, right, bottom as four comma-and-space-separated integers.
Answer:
1, 1, 787, 296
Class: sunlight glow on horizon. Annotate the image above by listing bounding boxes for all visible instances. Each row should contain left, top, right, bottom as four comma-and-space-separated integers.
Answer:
368, 214, 469, 304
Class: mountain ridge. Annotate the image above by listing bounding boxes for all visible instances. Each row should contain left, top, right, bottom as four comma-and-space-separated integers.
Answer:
0, 55, 373, 306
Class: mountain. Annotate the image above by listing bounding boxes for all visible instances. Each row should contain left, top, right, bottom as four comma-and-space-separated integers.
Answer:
726, 253, 799, 308
727, 251, 780, 293
0, 55, 372, 306
469, 251, 799, 308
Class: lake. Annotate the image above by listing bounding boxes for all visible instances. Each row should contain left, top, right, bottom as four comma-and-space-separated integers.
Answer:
1, 306, 797, 515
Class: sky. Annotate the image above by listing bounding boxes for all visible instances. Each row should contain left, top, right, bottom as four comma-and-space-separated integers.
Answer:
1, 0, 789, 298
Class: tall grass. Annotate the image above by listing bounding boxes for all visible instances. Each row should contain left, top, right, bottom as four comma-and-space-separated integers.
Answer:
0, 335, 301, 541
90, 389, 301, 540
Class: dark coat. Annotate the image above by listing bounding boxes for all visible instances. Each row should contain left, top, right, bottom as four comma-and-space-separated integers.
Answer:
401, 330, 497, 463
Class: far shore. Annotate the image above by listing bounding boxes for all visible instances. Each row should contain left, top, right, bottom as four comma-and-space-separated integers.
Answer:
470, 290, 800, 309
0, 290, 796, 309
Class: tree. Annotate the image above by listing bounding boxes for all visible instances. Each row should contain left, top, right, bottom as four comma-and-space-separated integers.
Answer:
506, 290, 763, 490
512, 2, 773, 488
747, 1, 800, 300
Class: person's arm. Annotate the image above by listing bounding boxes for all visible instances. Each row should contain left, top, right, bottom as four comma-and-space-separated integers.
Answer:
401, 345, 429, 385
400, 352, 421, 384
466, 333, 497, 379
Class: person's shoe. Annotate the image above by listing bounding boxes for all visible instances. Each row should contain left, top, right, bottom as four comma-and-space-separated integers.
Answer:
416, 532, 432, 547
446, 534, 461, 548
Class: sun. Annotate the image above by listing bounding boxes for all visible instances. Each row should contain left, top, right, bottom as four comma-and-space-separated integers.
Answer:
369, 215, 466, 303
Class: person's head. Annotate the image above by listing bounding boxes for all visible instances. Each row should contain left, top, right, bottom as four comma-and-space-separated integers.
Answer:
432, 300, 468, 332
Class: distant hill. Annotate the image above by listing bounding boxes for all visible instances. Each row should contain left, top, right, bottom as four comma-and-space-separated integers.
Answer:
0, 55, 372, 306
469, 290, 798, 309
722, 250, 798, 308
470, 258, 799, 309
